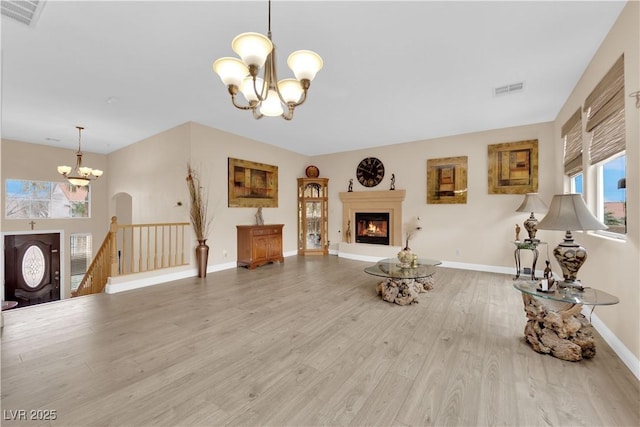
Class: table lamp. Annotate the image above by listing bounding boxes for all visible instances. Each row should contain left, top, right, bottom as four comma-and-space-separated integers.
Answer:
536, 194, 607, 291
515, 193, 548, 242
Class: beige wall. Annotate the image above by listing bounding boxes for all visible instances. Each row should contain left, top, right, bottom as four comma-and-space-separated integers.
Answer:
552, 1, 639, 360
314, 122, 555, 268
107, 122, 309, 266
1, 139, 110, 298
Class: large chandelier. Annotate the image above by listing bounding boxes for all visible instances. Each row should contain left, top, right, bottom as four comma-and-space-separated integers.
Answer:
212, 0, 323, 120
57, 126, 103, 187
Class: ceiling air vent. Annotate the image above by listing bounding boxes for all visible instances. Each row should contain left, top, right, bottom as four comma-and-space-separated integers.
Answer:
1, 0, 45, 27
494, 81, 524, 97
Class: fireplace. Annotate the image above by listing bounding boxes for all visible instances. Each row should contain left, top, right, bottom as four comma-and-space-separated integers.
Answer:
355, 212, 390, 245
339, 190, 405, 247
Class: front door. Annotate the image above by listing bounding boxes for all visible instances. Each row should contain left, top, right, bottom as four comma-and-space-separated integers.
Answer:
4, 233, 61, 307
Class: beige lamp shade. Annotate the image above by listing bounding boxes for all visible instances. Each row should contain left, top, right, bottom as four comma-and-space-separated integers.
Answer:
515, 193, 548, 213
537, 194, 607, 231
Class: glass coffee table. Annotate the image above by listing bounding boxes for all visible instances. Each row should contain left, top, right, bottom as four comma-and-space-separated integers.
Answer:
513, 280, 619, 361
365, 258, 441, 305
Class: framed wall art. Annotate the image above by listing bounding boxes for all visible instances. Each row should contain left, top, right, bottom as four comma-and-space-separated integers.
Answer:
228, 158, 278, 208
487, 139, 538, 194
427, 156, 468, 204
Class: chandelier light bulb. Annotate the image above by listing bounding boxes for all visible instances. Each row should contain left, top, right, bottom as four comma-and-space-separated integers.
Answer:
260, 89, 284, 116
287, 50, 323, 81
232, 32, 273, 68
213, 57, 249, 88
278, 79, 304, 104
57, 165, 72, 175
240, 76, 264, 102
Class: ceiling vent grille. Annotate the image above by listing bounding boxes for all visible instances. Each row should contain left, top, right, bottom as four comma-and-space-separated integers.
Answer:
1, 0, 45, 27
494, 82, 524, 97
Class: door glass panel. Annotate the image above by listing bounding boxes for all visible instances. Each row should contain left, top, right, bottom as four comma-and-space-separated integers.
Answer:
22, 245, 45, 288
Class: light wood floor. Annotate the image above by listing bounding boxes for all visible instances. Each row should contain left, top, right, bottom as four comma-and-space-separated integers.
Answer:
1, 256, 638, 426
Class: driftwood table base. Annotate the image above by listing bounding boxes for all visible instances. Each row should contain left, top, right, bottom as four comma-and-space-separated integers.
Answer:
520, 293, 595, 361
376, 276, 435, 305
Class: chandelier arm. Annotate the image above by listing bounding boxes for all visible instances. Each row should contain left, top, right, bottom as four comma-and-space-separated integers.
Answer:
289, 89, 309, 108
252, 108, 264, 120
231, 95, 256, 111
282, 105, 294, 120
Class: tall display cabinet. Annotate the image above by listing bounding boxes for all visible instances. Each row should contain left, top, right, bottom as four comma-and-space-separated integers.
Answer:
297, 177, 329, 255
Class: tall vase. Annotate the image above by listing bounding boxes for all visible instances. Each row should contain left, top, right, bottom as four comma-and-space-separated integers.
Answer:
196, 239, 209, 278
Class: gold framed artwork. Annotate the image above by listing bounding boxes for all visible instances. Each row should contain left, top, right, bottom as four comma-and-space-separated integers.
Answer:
427, 156, 468, 204
228, 157, 278, 208
488, 139, 538, 194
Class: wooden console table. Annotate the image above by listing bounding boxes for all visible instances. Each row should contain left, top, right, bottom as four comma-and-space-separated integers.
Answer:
236, 224, 284, 269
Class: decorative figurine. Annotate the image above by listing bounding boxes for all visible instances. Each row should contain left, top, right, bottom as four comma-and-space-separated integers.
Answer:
390, 173, 395, 190
348, 178, 353, 192
515, 224, 521, 241
255, 207, 264, 225
542, 260, 555, 290
345, 220, 352, 243
544, 260, 552, 280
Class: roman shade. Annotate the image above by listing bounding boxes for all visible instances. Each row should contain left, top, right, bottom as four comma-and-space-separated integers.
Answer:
584, 55, 625, 165
561, 108, 583, 175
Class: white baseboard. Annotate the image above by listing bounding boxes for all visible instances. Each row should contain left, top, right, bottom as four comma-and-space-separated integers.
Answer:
105, 266, 195, 294
582, 307, 640, 380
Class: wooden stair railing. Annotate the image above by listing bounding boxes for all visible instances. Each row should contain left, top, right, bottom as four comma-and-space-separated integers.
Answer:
72, 216, 190, 297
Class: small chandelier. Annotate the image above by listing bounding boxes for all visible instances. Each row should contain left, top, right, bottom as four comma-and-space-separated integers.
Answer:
57, 126, 103, 187
212, 0, 323, 120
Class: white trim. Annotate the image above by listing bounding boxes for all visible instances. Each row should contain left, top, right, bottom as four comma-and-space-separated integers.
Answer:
105, 266, 195, 294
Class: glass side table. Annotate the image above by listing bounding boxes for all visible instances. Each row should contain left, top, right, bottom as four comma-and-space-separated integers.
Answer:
365, 258, 442, 305
513, 280, 619, 361
512, 240, 546, 280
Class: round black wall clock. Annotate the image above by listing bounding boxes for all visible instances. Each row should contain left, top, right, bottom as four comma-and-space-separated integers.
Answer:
356, 157, 385, 187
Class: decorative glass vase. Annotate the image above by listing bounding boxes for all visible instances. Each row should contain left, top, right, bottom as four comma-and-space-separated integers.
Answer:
397, 248, 414, 268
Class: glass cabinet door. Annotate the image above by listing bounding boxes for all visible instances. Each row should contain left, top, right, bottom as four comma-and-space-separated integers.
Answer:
297, 178, 329, 255
305, 201, 322, 249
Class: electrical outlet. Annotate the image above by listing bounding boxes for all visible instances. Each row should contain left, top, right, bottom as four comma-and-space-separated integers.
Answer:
455, 248, 461, 256
222, 250, 228, 257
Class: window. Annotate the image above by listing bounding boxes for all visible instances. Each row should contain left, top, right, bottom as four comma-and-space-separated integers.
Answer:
584, 55, 625, 236
571, 173, 583, 194
599, 154, 626, 235
5, 180, 90, 219
70, 234, 92, 292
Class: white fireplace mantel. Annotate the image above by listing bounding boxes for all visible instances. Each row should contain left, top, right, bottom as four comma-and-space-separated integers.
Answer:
339, 190, 406, 247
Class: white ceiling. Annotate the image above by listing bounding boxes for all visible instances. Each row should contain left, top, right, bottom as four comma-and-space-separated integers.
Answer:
0, 0, 627, 156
